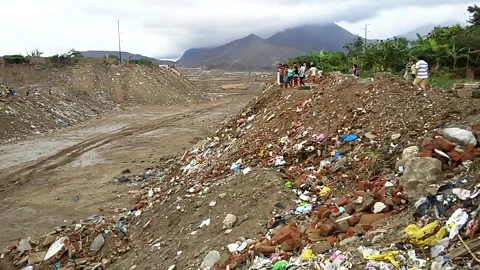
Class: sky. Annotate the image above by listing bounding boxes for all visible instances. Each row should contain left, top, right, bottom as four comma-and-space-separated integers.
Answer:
0, 0, 476, 60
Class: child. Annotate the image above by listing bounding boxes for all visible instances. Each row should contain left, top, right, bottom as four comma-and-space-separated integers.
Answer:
353, 64, 359, 77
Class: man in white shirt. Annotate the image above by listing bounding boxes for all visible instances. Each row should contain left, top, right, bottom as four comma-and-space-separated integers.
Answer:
299, 63, 306, 86
413, 56, 428, 96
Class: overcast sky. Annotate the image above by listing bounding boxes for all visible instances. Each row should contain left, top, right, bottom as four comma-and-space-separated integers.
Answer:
1, 0, 476, 59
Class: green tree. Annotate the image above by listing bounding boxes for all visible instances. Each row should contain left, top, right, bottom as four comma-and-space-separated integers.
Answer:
446, 36, 466, 71
467, 5, 480, 25
68, 49, 82, 57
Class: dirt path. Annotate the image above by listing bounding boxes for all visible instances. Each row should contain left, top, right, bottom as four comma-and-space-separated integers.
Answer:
0, 94, 252, 246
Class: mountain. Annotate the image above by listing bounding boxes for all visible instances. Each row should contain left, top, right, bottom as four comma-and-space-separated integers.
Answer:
399, 21, 463, 40
80, 50, 174, 65
399, 24, 437, 40
177, 34, 302, 70
267, 23, 357, 53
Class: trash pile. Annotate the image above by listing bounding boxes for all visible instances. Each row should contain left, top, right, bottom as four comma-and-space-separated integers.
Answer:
169, 73, 480, 269
0, 64, 207, 143
1, 214, 135, 270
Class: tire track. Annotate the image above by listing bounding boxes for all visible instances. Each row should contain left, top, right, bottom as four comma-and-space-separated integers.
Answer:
0, 102, 229, 192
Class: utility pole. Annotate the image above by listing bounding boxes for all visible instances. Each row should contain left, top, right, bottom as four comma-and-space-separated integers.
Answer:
118, 20, 122, 63
362, 24, 370, 51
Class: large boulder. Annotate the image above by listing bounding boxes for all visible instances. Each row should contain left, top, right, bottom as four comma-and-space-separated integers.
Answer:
401, 157, 443, 199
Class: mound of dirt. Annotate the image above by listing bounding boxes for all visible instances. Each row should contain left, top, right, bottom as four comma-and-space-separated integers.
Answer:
0, 64, 207, 143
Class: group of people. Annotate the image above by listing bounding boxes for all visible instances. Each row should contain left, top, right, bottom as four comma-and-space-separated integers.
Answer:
404, 56, 429, 96
276, 63, 322, 88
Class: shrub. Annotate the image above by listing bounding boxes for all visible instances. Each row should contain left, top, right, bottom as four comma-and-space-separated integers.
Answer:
3, 55, 30, 64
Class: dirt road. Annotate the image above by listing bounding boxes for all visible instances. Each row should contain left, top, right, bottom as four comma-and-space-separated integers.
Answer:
0, 94, 252, 246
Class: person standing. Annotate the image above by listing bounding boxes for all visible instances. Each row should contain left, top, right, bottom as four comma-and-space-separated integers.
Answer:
411, 63, 417, 80
353, 64, 359, 77
413, 56, 428, 96
293, 64, 299, 87
276, 63, 282, 88
278, 64, 286, 88
287, 65, 294, 88
282, 64, 289, 89
299, 63, 306, 86
404, 61, 412, 81
308, 65, 318, 83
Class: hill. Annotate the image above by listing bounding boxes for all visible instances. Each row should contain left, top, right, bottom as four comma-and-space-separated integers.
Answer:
0, 63, 205, 142
177, 34, 302, 70
80, 50, 175, 65
267, 23, 357, 53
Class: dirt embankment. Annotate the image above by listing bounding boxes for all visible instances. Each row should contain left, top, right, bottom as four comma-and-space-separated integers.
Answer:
0, 64, 207, 143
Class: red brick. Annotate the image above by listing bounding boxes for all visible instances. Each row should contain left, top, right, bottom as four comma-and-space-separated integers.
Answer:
318, 223, 335, 237
465, 143, 475, 152
343, 227, 355, 239
435, 137, 455, 152
358, 181, 367, 191
373, 190, 385, 201
419, 149, 433, 157
423, 143, 436, 151
461, 151, 473, 162
347, 215, 360, 226
326, 236, 339, 246
315, 205, 329, 218
335, 195, 350, 207
366, 182, 375, 190
448, 150, 462, 162
344, 203, 356, 215
352, 191, 365, 200
335, 220, 351, 233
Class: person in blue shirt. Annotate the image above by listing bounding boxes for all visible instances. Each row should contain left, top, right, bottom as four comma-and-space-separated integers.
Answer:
287, 65, 294, 88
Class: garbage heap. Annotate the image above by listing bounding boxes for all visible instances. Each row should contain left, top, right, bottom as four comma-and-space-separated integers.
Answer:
175, 73, 480, 269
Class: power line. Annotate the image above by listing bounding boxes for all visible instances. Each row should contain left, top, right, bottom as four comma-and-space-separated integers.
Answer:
362, 24, 370, 51
118, 20, 122, 63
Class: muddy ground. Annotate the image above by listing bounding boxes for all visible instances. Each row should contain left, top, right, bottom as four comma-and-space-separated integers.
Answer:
0, 71, 265, 248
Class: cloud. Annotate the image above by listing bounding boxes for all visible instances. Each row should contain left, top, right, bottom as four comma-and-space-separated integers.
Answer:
0, 0, 476, 59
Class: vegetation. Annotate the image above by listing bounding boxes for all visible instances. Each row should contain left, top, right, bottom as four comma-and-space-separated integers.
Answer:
30, 49, 43, 57
3, 55, 30, 64
288, 5, 480, 81
127, 58, 154, 66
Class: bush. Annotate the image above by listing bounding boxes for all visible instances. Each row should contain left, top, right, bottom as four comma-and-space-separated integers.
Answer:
128, 58, 154, 66
48, 54, 70, 66
3, 55, 30, 64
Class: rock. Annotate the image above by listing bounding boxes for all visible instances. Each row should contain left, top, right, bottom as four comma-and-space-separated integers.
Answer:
358, 213, 387, 226
222, 214, 237, 229
442, 128, 477, 146
372, 202, 387, 213
311, 241, 332, 254
391, 133, 401, 140
355, 192, 375, 212
402, 146, 419, 160
200, 250, 221, 269
28, 251, 45, 264
89, 234, 105, 253
401, 157, 443, 199
195, 201, 204, 208
365, 132, 377, 140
